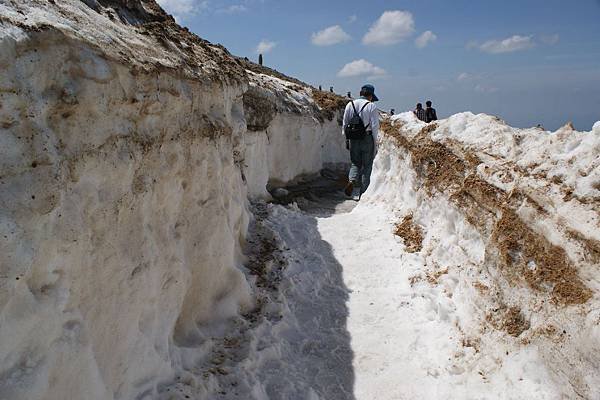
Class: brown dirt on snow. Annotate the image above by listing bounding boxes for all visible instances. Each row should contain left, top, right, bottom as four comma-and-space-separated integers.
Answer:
503, 307, 530, 337
394, 214, 424, 253
312, 90, 349, 121
486, 306, 530, 337
426, 268, 449, 285
381, 118, 592, 306
492, 211, 592, 305
236, 56, 310, 88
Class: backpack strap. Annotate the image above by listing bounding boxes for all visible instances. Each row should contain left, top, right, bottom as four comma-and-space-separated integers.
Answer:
350, 101, 359, 116
359, 102, 371, 130
349, 100, 372, 130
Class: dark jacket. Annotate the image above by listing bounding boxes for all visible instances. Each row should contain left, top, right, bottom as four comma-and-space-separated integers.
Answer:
425, 107, 437, 123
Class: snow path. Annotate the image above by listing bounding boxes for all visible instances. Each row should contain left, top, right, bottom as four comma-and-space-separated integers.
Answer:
262, 192, 564, 400
183, 179, 567, 400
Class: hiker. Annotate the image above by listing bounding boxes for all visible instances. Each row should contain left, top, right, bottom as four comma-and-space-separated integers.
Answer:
413, 103, 426, 122
425, 101, 438, 123
342, 84, 380, 201
390, 108, 395, 116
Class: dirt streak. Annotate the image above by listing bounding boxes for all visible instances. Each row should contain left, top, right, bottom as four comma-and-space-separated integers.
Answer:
381, 119, 592, 305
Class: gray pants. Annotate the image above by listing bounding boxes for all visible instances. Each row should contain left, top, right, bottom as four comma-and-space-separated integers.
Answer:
348, 135, 375, 194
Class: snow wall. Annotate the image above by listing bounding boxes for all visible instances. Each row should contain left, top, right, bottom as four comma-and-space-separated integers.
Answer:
0, 1, 346, 399
363, 112, 600, 398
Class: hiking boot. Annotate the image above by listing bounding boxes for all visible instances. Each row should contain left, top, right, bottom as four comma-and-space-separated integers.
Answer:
344, 181, 354, 197
351, 187, 362, 201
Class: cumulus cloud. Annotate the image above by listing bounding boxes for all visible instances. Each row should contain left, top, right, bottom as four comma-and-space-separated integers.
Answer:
478, 35, 534, 54
415, 30, 437, 48
362, 10, 415, 46
337, 59, 386, 78
311, 25, 351, 46
157, 0, 208, 19
256, 40, 276, 54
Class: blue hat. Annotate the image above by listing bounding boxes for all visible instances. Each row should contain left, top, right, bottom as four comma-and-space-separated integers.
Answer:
361, 84, 379, 102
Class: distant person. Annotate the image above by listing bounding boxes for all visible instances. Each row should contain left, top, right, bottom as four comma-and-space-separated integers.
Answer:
413, 103, 426, 122
425, 101, 437, 123
342, 84, 380, 201
390, 108, 395, 116
347, 91, 352, 98
319, 85, 322, 91
330, 86, 334, 93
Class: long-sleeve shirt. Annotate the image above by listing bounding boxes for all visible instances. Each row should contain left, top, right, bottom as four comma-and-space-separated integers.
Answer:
342, 97, 380, 143
414, 108, 427, 122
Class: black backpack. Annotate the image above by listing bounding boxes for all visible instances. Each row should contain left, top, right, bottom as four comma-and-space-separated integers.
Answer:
344, 101, 371, 140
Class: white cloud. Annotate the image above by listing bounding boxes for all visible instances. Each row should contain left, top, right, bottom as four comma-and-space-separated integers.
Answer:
415, 30, 437, 48
457, 72, 471, 81
337, 59, 386, 78
475, 84, 499, 94
217, 4, 247, 13
348, 15, 357, 24
362, 10, 415, 46
478, 35, 534, 54
311, 25, 351, 46
256, 40, 276, 54
157, 0, 208, 19
540, 34, 560, 45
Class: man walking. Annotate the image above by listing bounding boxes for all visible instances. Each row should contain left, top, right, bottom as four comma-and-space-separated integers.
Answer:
342, 84, 380, 201
425, 100, 438, 123
413, 103, 426, 122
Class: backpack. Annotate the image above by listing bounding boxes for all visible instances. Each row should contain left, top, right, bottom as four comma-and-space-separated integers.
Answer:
344, 101, 371, 140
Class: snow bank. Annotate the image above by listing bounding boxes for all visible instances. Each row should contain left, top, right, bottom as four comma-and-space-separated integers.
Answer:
0, 1, 347, 399
243, 71, 347, 198
364, 111, 600, 398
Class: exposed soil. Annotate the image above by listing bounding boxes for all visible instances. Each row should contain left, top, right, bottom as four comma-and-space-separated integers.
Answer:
394, 214, 424, 253
312, 90, 349, 121
486, 306, 530, 337
503, 307, 530, 337
236, 56, 310, 88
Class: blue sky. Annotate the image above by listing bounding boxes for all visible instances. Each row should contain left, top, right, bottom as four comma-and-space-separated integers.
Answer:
158, 0, 600, 130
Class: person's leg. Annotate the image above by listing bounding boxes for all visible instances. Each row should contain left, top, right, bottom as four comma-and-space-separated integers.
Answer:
360, 135, 375, 193
348, 139, 363, 184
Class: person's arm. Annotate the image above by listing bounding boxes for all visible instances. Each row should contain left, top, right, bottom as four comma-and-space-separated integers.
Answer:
369, 103, 380, 143
342, 103, 350, 136
433, 109, 438, 121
